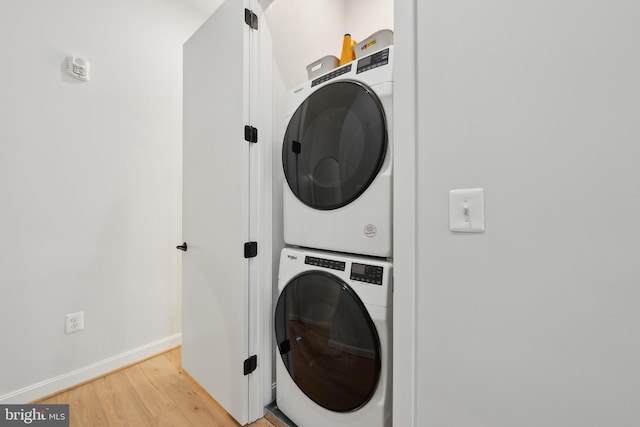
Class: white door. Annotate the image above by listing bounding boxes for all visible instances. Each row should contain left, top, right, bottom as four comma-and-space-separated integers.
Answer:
181, 0, 259, 424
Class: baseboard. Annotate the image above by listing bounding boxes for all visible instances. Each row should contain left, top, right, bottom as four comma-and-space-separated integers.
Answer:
0, 333, 182, 404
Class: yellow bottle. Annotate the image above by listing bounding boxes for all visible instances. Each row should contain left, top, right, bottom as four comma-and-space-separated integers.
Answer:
339, 33, 357, 65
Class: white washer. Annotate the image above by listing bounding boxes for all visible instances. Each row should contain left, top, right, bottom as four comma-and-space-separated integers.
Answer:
282, 47, 393, 258
274, 247, 392, 427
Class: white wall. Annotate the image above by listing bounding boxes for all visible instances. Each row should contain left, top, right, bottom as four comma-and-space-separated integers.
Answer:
0, 0, 208, 402
411, 1, 640, 426
345, 0, 394, 43
267, 0, 347, 91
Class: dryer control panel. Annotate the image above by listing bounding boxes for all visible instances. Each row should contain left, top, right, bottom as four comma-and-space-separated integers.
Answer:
356, 48, 389, 74
350, 263, 384, 285
311, 64, 352, 87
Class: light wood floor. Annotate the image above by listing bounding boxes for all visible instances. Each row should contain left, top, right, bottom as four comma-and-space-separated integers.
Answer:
36, 347, 274, 427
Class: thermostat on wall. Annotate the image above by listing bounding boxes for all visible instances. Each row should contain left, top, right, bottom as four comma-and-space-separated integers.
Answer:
64, 56, 90, 81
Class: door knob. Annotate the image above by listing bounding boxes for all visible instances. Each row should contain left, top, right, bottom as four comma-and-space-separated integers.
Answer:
176, 242, 188, 252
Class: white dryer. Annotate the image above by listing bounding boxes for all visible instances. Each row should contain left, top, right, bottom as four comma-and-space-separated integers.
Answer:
274, 247, 392, 427
282, 47, 393, 258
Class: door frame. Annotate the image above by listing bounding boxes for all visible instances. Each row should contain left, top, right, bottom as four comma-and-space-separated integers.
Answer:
392, 0, 418, 426
248, 0, 274, 421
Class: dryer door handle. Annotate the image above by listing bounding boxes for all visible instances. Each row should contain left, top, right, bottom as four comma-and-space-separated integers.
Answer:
176, 242, 188, 252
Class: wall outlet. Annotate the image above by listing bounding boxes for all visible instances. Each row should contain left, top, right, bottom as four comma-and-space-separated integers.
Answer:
65, 311, 84, 334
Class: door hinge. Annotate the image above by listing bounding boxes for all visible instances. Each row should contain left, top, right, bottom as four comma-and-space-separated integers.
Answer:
244, 8, 258, 30
244, 241, 258, 258
243, 355, 258, 375
244, 125, 258, 143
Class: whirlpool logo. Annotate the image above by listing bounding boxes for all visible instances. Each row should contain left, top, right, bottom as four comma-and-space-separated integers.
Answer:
1, 405, 69, 426
287, 254, 298, 260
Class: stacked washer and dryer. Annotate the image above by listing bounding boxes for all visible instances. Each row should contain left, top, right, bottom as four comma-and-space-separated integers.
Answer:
274, 44, 394, 427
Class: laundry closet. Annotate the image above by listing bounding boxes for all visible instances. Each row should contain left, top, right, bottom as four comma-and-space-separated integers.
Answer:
180, 0, 394, 426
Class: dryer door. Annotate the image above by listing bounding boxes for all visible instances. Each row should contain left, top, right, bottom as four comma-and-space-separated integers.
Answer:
282, 81, 387, 210
275, 271, 382, 412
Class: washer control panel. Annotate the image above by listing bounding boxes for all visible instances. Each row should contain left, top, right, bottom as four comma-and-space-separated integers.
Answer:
305, 256, 346, 271
350, 263, 384, 285
356, 48, 389, 74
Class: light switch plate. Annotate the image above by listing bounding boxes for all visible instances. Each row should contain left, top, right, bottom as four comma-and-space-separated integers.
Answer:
449, 188, 485, 232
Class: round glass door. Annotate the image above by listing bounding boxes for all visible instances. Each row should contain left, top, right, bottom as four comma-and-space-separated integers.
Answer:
274, 271, 381, 412
282, 81, 387, 210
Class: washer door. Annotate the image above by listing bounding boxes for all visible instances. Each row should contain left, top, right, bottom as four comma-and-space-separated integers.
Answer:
282, 80, 387, 210
275, 271, 381, 412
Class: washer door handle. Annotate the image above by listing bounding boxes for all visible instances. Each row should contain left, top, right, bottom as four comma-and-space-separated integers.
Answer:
176, 242, 188, 252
